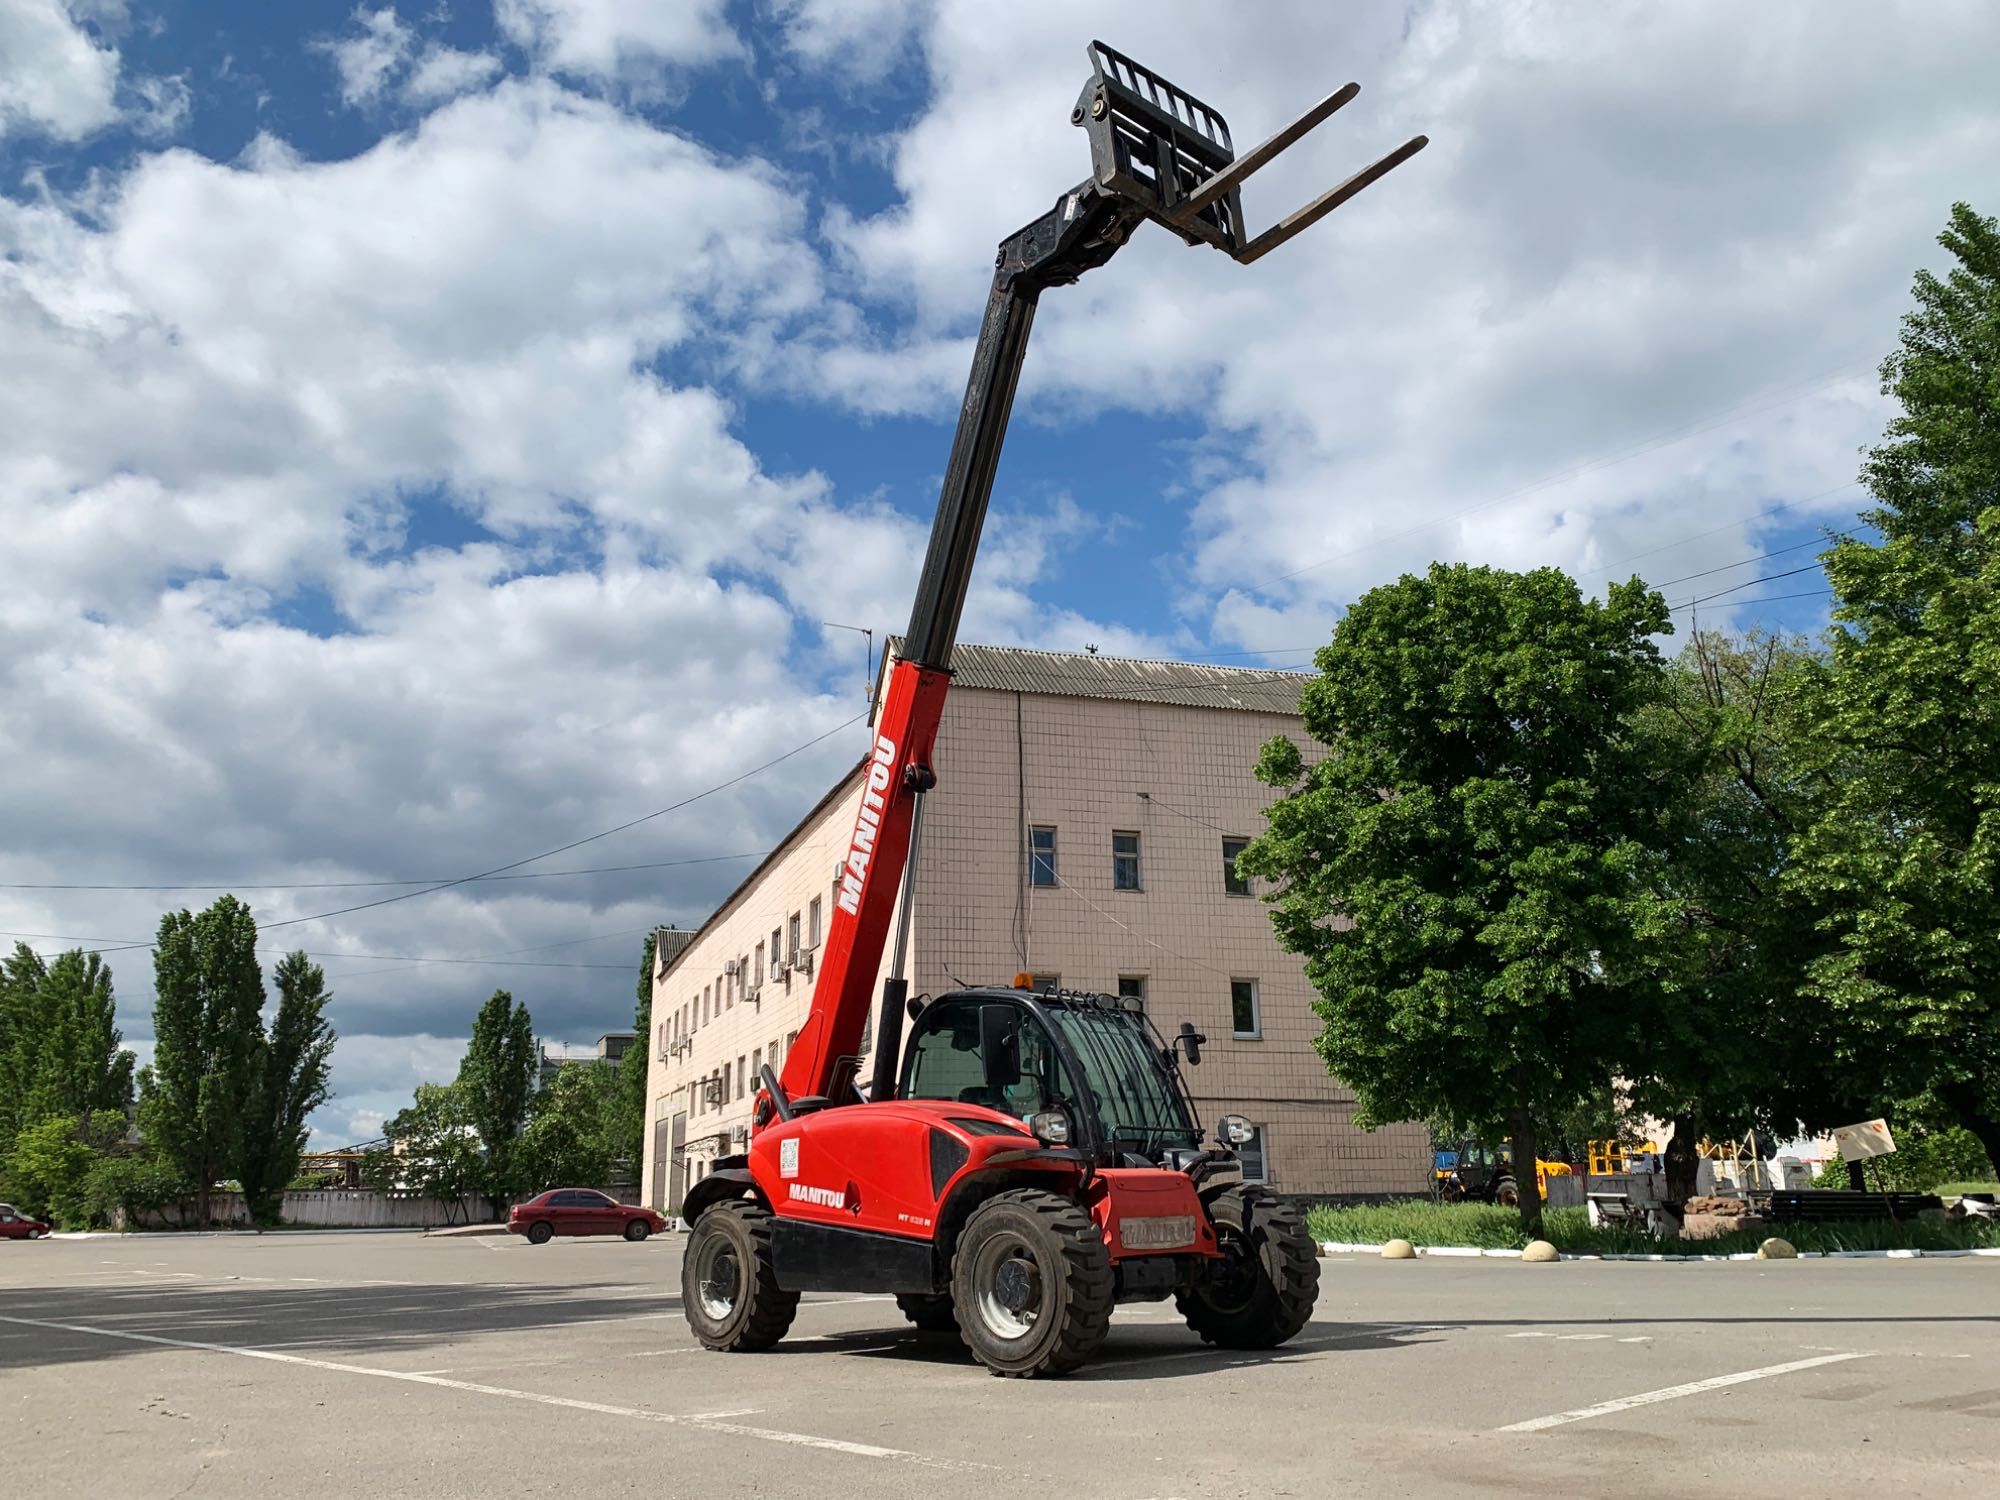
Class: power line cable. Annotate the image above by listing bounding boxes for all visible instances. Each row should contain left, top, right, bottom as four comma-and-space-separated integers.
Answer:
0, 851, 767, 894
79, 711, 868, 954
0, 928, 634, 971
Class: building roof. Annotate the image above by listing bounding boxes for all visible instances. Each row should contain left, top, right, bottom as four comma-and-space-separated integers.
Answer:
882, 639, 1310, 716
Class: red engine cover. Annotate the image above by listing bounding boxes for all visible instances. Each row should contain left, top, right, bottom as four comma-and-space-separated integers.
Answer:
748, 1100, 1079, 1242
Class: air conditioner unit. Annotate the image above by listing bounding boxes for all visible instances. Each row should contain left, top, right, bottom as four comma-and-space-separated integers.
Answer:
797, 948, 816, 977
724, 958, 740, 978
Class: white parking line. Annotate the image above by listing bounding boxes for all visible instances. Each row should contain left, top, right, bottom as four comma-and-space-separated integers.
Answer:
1498, 1352, 1871, 1433
0, 1313, 992, 1471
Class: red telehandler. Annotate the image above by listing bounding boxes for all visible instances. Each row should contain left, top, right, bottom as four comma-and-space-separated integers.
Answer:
678, 41, 1425, 1377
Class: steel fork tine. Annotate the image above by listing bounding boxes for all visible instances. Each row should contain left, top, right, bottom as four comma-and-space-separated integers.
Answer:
1231, 134, 1429, 265
1171, 82, 1361, 225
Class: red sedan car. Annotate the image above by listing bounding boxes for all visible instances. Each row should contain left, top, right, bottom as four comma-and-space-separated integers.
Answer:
508, 1189, 666, 1245
0, 1203, 51, 1240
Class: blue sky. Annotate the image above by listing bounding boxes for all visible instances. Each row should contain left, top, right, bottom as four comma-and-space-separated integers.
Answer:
4, 0, 1995, 1143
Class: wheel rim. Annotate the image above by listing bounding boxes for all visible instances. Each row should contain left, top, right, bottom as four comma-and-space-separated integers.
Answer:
970, 1230, 1045, 1342
695, 1235, 741, 1321
1201, 1223, 1261, 1315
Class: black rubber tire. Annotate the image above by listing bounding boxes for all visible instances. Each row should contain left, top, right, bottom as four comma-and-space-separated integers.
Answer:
950, 1188, 1112, 1378
894, 1292, 960, 1333
1492, 1176, 1520, 1209
623, 1219, 650, 1242
682, 1200, 798, 1353
1176, 1187, 1319, 1349
526, 1220, 553, 1245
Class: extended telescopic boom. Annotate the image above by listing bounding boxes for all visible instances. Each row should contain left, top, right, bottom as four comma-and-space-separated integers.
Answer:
768, 41, 1426, 1120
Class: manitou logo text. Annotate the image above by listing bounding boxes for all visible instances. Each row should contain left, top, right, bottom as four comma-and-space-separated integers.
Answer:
835, 735, 898, 916
788, 1181, 861, 1215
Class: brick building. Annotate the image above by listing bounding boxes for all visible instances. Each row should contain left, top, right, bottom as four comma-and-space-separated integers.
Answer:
639, 643, 1428, 1211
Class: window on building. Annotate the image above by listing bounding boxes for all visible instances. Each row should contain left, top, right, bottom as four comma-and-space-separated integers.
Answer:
1117, 975, 1147, 1005
771, 927, 782, 970
1112, 831, 1142, 891
722, 1062, 732, 1102
1231, 978, 1261, 1039
1030, 973, 1060, 993
657, 1022, 667, 1059
701, 986, 709, 1025
751, 1047, 762, 1085
1223, 838, 1251, 896
1238, 1125, 1268, 1183
737, 1056, 747, 1099
786, 1029, 799, 1050
1028, 826, 1057, 886
722, 970, 730, 1008
769, 1036, 781, 1068
754, 942, 764, 987
739, 956, 749, 996
808, 897, 822, 949
788, 913, 801, 962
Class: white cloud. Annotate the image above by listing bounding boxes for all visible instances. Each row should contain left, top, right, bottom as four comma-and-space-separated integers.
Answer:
782, 0, 2000, 641
0, 0, 121, 140
403, 44, 503, 106
495, 0, 742, 81
766, 0, 929, 82
318, 5, 415, 108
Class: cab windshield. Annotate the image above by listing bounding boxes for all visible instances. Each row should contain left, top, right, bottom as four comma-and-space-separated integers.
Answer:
1044, 1003, 1199, 1155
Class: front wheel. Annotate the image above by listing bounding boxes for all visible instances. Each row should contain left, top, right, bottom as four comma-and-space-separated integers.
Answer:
682, 1201, 798, 1352
1176, 1187, 1319, 1349
526, 1220, 553, 1245
623, 1219, 651, 1242
951, 1189, 1112, 1378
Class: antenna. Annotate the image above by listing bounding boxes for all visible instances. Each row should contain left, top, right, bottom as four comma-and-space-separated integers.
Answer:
821, 620, 875, 704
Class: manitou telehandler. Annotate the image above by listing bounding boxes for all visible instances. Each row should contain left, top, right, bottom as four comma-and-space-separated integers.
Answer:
678, 40, 1425, 1378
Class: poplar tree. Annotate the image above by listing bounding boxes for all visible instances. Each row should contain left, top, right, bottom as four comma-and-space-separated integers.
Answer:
237, 953, 337, 1224
458, 989, 538, 1214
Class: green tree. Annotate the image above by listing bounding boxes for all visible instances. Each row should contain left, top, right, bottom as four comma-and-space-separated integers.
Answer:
2, 1113, 121, 1229
236, 953, 338, 1225
1791, 203, 2000, 1177
0, 943, 52, 1155
458, 989, 538, 1214
521, 1061, 619, 1192
1238, 564, 1686, 1232
0, 945, 134, 1155
145, 896, 268, 1221
607, 932, 656, 1179
1629, 631, 1854, 1201
372, 1082, 481, 1217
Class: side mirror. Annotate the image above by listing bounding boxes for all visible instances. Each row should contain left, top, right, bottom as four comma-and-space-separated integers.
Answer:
1178, 1021, 1204, 1066
980, 1004, 1021, 1089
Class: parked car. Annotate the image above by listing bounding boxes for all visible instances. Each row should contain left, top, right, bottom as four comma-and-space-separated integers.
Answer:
507, 1189, 666, 1245
0, 1203, 51, 1240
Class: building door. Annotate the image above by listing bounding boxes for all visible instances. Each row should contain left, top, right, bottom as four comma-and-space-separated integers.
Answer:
660, 1112, 686, 1212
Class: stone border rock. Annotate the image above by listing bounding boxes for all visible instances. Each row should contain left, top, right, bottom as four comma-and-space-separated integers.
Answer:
1320, 1240, 2000, 1262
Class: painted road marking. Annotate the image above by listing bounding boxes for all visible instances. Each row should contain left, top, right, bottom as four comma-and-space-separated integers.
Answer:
1498, 1352, 1872, 1433
0, 1314, 993, 1471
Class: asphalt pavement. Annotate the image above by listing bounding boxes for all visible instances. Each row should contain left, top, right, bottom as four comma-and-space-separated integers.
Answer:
3, 1229, 1996, 1498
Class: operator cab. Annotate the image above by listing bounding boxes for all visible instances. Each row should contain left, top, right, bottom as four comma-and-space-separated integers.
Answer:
895, 984, 1207, 1168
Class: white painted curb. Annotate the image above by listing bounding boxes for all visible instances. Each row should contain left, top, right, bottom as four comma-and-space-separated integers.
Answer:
50, 1227, 434, 1239
1321, 1240, 2000, 1262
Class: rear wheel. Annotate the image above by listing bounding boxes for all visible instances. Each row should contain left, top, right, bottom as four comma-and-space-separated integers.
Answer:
895, 1292, 959, 1333
526, 1220, 553, 1245
682, 1200, 798, 1352
1176, 1187, 1318, 1349
623, 1219, 651, 1242
1492, 1176, 1520, 1209
950, 1189, 1111, 1378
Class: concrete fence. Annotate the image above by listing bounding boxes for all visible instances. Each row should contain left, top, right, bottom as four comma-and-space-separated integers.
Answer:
127, 1189, 487, 1230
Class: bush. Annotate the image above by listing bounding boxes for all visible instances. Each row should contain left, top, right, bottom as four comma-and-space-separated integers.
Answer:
2, 1114, 108, 1228
82, 1155, 187, 1229
1809, 1125, 1994, 1193
1306, 1198, 2000, 1257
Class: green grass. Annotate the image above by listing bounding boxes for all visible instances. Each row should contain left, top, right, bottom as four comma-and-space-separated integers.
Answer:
1934, 1182, 2000, 1198
1307, 1198, 2000, 1257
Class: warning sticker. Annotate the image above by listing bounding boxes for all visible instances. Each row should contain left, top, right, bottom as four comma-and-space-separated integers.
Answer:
780, 1138, 800, 1179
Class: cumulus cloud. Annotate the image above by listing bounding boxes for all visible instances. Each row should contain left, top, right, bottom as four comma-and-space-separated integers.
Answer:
0, 0, 122, 139
496, 0, 743, 81
782, 0, 2000, 641
317, 8, 503, 110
